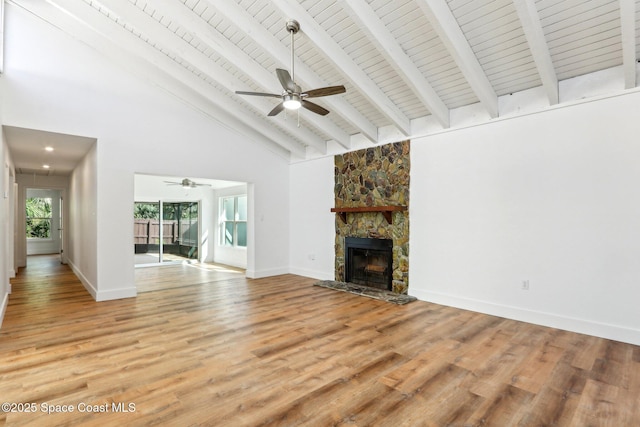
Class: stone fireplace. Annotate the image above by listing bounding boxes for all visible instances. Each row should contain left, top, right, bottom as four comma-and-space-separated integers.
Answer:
333, 140, 410, 294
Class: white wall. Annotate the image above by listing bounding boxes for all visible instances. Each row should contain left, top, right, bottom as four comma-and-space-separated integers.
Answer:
2, 5, 289, 300
0, 127, 12, 327
410, 91, 640, 346
68, 145, 98, 298
289, 157, 335, 280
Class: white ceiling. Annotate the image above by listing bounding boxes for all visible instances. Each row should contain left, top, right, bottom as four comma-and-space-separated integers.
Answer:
3, 126, 96, 176
6, 0, 640, 161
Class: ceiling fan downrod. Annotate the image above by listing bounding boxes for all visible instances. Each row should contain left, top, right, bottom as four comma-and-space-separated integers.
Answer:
286, 20, 300, 85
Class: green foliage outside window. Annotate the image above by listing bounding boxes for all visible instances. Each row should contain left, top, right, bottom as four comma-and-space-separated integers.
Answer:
26, 197, 52, 239
134, 203, 159, 219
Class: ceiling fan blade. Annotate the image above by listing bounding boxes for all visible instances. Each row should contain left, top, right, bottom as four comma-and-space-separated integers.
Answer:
304, 85, 346, 98
268, 103, 286, 117
235, 91, 281, 98
302, 100, 330, 116
163, 181, 181, 185
276, 68, 297, 92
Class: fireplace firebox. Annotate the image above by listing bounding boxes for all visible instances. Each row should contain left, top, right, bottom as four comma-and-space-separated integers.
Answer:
345, 237, 393, 291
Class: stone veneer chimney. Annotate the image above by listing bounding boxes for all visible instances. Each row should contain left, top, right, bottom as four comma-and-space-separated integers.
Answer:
334, 140, 410, 294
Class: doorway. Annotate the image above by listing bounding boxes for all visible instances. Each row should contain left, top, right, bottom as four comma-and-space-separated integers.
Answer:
25, 188, 62, 256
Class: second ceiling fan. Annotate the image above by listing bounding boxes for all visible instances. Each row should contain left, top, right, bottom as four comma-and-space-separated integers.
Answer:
236, 20, 346, 117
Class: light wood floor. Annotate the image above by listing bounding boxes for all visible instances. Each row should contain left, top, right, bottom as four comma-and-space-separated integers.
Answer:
1, 255, 639, 426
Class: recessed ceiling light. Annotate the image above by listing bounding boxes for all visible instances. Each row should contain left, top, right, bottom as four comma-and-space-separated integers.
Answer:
45, 146, 54, 152
43, 164, 50, 169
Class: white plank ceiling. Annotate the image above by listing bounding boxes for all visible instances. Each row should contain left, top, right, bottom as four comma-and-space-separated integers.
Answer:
7, 0, 640, 160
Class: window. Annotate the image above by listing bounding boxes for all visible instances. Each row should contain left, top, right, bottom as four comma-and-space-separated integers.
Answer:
26, 197, 53, 239
219, 195, 247, 247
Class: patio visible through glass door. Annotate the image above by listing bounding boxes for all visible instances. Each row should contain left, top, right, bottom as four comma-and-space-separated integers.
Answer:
161, 202, 199, 263
134, 202, 161, 265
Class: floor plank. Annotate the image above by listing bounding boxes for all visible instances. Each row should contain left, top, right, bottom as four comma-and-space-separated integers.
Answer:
1, 254, 639, 426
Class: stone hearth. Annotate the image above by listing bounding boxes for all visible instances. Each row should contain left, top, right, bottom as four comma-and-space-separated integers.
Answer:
334, 140, 410, 294
314, 280, 417, 305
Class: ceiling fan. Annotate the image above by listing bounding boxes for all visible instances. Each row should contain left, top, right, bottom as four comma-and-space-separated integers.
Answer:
164, 178, 211, 189
235, 20, 346, 117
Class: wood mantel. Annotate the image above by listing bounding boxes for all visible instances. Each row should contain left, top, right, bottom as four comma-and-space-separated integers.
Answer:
331, 206, 407, 224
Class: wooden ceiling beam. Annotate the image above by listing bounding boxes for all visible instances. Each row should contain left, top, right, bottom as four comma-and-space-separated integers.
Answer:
415, 0, 498, 118
513, 0, 559, 105
620, 0, 637, 89
341, 0, 450, 129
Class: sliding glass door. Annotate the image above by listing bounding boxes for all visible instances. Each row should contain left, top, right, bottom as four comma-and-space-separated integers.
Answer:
161, 202, 199, 263
134, 202, 161, 264
134, 201, 199, 265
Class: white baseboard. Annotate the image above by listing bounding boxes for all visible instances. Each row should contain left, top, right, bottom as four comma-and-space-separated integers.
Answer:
67, 259, 98, 300
0, 290, 9, 329
96, 287, 137, 301
288, 267, 333, 281
245, 266, 289, 279
68, 259, 136, 301
9, 269, 15, 278
411, 288, 640, 346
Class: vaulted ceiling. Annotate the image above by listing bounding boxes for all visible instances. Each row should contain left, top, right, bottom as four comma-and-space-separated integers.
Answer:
8, 0, 639, 160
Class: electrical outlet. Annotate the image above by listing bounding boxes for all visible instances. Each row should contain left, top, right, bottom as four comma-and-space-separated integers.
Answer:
521, 280, 530, 290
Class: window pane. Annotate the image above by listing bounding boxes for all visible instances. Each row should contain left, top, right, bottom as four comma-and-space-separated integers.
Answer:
223, 198, 235, 221
26, 197, 52, 219
26, 197, 53, 239
237, 222, 247, 247
237, 196, 247, 221
134, 202, 159, 219
223, 222, 234, 246
26, 218, 51, 239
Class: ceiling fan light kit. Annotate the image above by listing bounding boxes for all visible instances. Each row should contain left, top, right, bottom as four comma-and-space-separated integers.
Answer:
283, 94, 302, 110
235, 19, 346, 118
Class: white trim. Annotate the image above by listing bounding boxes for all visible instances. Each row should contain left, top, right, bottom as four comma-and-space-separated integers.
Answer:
68, 258, 136, 301
245, 267, 289, 279
95, 287, 137, 302
67, 258, 97, 300
410, 289, 640, 346
289, 267, 333, 281
0, 290, 8, 328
